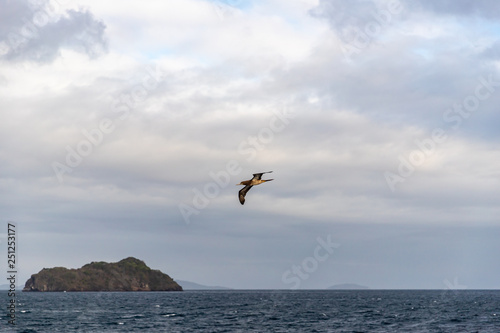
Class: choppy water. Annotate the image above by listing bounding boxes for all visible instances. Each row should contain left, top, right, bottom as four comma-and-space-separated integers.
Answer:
2, 290, 500, 332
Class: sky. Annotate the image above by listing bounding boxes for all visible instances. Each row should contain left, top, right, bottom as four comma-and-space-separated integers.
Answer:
1, 0, 499, 290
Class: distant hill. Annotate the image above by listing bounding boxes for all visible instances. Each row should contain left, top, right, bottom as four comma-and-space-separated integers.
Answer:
23, 257, 182, 292
177, 280, 230, 290
328, 283, 369, 290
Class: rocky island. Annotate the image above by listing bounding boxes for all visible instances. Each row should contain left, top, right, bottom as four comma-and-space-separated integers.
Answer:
23, 257, 182, 292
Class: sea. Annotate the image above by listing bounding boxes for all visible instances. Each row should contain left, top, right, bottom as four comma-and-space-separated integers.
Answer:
2, 290, 500, 332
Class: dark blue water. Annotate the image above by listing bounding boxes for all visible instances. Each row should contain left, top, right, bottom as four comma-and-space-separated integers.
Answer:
2, 290, 500, 332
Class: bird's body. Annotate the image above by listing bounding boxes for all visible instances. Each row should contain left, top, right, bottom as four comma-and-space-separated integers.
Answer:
237, 171, 273, 205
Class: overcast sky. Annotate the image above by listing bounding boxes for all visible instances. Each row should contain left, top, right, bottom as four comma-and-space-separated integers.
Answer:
1, 0, 499, 289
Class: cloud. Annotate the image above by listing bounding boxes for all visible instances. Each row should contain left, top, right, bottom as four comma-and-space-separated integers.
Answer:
0, 0, 107, 62
310, 0, 380, 38
307, 0, 500, 140
401, 0, 500, 20
1, 0, 500, 289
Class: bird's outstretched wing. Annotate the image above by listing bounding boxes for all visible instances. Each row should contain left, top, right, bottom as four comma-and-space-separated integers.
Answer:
238, 185, 253, 205
252, 171, 273, 180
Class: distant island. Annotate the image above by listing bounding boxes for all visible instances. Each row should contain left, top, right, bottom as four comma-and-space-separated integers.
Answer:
177, 280, 231, 290
23, 257, 182, 292
328, 283, 370, 290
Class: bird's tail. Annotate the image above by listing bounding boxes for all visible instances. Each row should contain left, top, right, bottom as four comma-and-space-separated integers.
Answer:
265, 179, 274, 182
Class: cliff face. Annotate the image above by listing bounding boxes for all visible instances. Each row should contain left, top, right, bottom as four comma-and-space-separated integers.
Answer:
23, 257, 183, 292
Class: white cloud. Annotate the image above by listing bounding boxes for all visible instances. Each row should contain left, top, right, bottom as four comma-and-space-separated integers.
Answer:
2, 0, 500, 289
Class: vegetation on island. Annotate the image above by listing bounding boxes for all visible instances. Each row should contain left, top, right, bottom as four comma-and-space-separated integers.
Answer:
23, 257, 182, 292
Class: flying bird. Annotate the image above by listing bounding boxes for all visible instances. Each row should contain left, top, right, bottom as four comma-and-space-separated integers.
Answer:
237, 171, 273, 205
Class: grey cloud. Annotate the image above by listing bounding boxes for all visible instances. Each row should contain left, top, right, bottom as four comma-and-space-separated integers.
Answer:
309, 0, 384, 42
0, 0, 107, 62
400, 0, 500, 19
0, 0, 31, 34
2, 0, 500, 289
303, 1, 500, 138
311, 0, 500, 34
481, 41, 500, 60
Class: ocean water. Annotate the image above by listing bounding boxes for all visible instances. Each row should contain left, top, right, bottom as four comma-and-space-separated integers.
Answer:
2, 290, 500, 332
